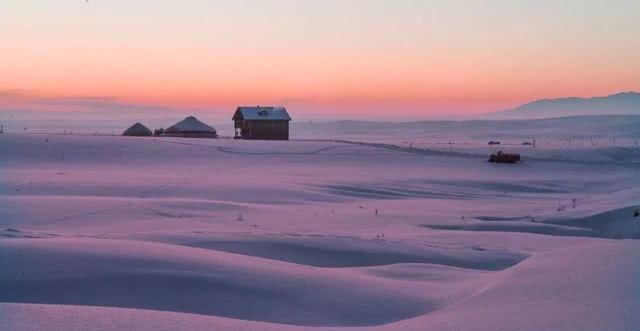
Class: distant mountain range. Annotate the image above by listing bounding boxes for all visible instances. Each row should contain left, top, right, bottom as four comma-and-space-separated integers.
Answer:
487, 92, 640, 119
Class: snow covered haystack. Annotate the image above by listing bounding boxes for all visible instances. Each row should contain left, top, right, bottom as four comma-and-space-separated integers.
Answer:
122, 123, 153, 137
165, 116, 217, 139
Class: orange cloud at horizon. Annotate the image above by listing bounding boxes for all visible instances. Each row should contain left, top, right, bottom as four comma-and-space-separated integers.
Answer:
3, 42, 637, 116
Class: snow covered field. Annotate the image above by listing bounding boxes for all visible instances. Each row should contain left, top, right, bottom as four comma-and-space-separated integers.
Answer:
1, 125, 639, 330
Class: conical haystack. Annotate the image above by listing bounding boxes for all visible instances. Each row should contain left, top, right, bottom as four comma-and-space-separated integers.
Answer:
123, 123, 153, 137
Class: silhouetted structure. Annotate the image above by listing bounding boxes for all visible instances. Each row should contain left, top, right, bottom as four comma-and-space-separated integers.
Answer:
233, 106, 291, 140
123, 123, 152, 137
489, 151, 521, 163
165, 116, 217, 138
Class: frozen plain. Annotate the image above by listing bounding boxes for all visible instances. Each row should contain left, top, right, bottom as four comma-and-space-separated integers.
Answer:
1, 119, 639, 331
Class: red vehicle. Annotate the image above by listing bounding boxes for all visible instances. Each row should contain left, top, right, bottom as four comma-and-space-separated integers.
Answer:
489, 151, 521, 163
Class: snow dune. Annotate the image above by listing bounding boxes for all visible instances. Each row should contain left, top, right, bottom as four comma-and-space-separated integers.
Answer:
2, 240, 639, 331
154, 234, 527, 270
0, 237, 501, 326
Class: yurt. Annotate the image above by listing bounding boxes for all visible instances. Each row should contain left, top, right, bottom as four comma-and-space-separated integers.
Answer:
165, 116, 218, 138
122, 123, 153, 137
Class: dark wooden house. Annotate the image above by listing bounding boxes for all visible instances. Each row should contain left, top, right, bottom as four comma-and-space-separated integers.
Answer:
233, 106, 291, 140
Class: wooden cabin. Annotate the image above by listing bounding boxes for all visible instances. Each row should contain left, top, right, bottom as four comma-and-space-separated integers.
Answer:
233, 106, 291, 140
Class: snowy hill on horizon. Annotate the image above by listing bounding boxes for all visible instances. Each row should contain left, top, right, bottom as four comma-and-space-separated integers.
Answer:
291, 115, 640, 142
486, 92, 640, 119
3, 108, 640, 140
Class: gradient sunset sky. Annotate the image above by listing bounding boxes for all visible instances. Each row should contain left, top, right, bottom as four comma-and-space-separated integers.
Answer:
1, 0, 639, 119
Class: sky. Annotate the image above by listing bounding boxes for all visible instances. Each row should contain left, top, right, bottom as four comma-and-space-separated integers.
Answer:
1, 0, 639, 120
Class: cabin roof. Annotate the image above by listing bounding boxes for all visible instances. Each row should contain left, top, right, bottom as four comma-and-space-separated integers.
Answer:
233, 106, 291, 121
166, 116, 217, 133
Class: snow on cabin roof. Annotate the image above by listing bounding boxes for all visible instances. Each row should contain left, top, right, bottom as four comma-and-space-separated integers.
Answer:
166, 116, 217, 133
233, 106, 291, 121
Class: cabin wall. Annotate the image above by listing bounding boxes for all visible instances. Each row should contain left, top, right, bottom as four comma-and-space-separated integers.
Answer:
239, 120, 289, 140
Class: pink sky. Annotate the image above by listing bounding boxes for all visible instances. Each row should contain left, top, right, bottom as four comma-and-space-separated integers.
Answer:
1, 1, 639, 119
